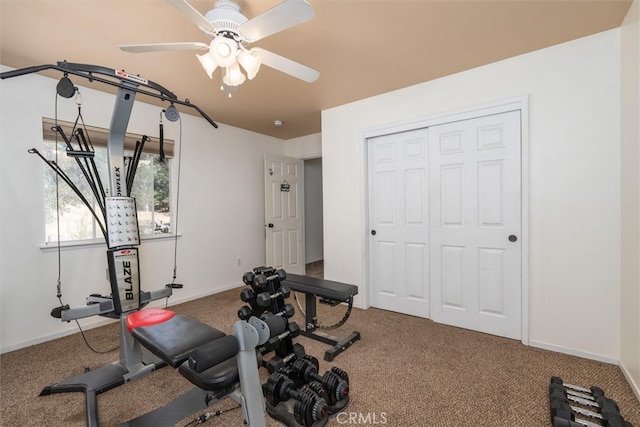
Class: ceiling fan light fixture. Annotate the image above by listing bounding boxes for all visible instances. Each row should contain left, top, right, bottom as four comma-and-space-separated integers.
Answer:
211, 36, 238, 68
223, 63, 246, 87
122, 0, 319, 92
237, 48, 261, 80
196, 51, 218, 78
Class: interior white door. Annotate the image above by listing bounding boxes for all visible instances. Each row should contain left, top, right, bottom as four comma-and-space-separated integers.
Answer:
429, 111, 522, 339
265, 153, 304, 275
368, 129, 429, 318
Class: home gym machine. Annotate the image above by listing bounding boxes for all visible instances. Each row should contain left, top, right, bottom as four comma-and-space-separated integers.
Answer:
1, 61, 222, 426
238, 266, 353, 427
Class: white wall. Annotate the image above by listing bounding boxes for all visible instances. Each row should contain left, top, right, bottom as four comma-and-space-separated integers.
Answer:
620, 0, 640, 399
285, 133, 324, 264
304, 158, 323, 263
0, 66, 284, 352
321, 30, 622, 362
284, 132, 321, 159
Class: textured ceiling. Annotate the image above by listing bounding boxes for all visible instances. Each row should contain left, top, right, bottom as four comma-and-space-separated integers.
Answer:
0, 0, 632, 139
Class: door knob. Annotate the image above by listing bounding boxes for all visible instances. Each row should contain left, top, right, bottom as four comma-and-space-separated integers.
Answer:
268, 223, 274, 228
371, 230, 376, 236
508, 235, 517, 242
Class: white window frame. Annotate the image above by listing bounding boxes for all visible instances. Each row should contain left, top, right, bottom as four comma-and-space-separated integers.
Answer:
40, 118, 176, 249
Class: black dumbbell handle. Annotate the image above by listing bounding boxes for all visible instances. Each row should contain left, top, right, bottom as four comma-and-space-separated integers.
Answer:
272, 304, 294, 318
256, 286, 291, 307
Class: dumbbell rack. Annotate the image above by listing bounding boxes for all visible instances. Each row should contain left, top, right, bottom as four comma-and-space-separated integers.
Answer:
549, 376, 634, 427
238, 266, 351, 427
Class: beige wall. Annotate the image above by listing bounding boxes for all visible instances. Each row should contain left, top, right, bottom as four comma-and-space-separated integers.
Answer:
620, 0, 640, 400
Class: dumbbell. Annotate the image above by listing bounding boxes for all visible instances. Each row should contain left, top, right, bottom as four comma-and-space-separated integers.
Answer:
256, 286, 291, 307
266, 342, 306, 373
237, 305, 253, 321
240, 288, 256, 303
551, 378, 610, 404
550, 378, 621, 415
550, 383, 620, 417
259, 268, 286, 282
553, 418, 587, 427
261, 304, 295, 320
253, 268, 287, 287
550, 378, 631, 427
267, 322, 300, 347
253, 273, 268, 289
284, 357, 350, 406
571, 405, 632, 427
550, 396, 575, 424
263, 372, 328, 427
242, 271, 255, 286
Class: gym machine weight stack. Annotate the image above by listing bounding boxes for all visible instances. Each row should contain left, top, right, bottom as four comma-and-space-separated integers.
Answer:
549, 376, 634, 427
238, 266, 351, 427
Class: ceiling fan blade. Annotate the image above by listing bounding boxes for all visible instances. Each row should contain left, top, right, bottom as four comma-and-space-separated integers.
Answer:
165, 0, 215, 34
120, 42, 209, 53
254, 48, 319, 83
239, 0, 314, 43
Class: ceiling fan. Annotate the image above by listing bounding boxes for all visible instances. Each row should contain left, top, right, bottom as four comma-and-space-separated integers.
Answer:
120, 0, 319, 93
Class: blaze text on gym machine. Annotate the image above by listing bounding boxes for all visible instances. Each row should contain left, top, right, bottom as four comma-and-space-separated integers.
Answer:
1, 61, 218, 426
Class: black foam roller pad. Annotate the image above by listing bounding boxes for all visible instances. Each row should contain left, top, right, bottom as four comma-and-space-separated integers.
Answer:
188, 335, 239, 373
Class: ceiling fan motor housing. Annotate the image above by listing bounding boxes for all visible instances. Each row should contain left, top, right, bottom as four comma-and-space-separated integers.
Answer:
205, 0, 248, 35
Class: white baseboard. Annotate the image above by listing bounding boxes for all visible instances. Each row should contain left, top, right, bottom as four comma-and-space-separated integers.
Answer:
529, 339, 619, 365
620, 360, 640, 402
0, 283, 243, 354
1, 316, 118, 354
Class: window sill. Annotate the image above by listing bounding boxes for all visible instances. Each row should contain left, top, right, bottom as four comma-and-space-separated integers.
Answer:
40, 233, 181, 252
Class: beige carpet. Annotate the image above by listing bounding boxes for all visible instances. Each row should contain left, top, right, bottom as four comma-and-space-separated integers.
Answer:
1, 285, 639, 427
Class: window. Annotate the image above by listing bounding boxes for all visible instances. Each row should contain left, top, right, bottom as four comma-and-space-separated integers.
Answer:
41, 118, 174, 243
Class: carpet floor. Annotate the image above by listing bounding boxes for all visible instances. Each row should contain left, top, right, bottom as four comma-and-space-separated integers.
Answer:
1, 284, 639, 427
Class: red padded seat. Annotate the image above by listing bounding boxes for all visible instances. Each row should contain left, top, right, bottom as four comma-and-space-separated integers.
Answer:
126, 308, 176, 333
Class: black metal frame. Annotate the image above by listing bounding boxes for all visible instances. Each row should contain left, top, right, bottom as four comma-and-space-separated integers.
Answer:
282, 274, 361, 362
1, 61, 218, 128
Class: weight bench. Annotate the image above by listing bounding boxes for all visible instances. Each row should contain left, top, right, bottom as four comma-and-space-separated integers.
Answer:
117, 308, 266, 427
282, 274, 361, 362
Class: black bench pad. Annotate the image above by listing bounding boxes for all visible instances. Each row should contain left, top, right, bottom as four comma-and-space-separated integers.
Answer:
178, 357, 239, 391
282, 274, 358, 301
131, 314, 226, 368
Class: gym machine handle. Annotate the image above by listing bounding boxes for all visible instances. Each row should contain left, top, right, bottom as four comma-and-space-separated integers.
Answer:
188, 335, 240, 373
0, 61, 218, 129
